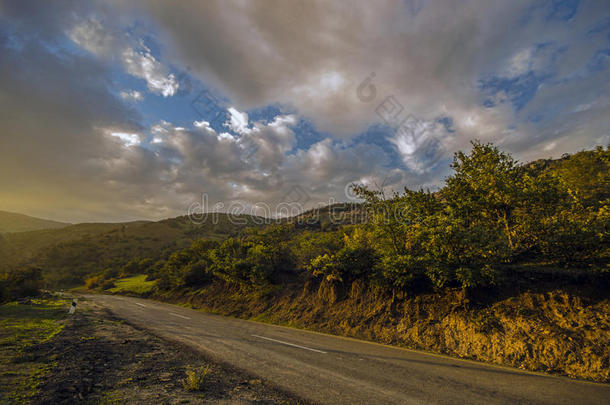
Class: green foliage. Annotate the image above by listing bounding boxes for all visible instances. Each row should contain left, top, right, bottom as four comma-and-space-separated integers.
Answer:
307, 228, 378, 283
182, 365, 211, 392
0, 214, 261, 288
550, 146, 610, 208
209, 238, 278, 288
290, 229, 344, 269
350, 142, 608, 291
0, 267, 43, 302
309, 253, 338, 281
443, 141, 521, 251
84, 143, 608, 297
84, 274, 103, 290
7, 141, 607, 301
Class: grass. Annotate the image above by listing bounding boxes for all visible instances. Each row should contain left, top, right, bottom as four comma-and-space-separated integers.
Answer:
182, 365, 211, 392
108, 274, 156, 294
0, 297, 70, 403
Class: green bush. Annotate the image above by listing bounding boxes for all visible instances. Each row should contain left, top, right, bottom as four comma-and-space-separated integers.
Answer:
0, 267, 43, 302
65, 143, 610, 298
182, 365, 211, 391
84, 275, 103, 290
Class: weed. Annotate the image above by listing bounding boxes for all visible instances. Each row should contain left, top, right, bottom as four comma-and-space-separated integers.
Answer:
181, 365, 211, 392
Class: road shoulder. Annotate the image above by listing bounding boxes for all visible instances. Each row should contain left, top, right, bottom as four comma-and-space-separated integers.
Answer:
9, 296, 309, 404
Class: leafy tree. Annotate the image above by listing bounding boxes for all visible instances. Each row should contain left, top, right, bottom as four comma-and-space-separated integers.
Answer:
208, 238, 280, 288
307, 228, 378, 283
291, 230, 343, 270
443, 140, 521, 252
0, 266, 43, 301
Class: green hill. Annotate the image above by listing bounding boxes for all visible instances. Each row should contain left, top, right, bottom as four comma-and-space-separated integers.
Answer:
0, 214, 262, 286
0, 211, 69, 233
1, 145, 607, 289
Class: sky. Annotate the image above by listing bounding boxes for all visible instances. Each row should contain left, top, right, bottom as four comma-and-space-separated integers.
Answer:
0, 0, 609, 223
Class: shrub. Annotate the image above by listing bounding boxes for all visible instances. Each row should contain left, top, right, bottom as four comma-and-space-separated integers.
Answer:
84, 275, 103, 290
0, 267, 43, 302
375, 254, 427, 290
182, 365, 211, 391
309, 253, 340, 282
103, 267, 120, 280
182, 261, 213, 287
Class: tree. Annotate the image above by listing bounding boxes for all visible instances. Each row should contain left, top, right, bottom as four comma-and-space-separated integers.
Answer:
443, 140, 522, 252
0, 266, 44, 301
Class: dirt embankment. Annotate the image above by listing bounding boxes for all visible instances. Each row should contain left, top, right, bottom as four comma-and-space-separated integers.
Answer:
158, 278, 610, 383
30, 300, 310, 404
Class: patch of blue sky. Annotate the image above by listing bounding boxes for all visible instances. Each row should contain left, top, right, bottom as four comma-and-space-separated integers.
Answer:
583, 16, 610, 73
519, 0, 580, 25
0, 20, 23, 51
111, 61, 233, 137
351, 123, 406, 169
587, 48, 610, 72
540, 41, 568, 65
288, 117, 330, 153
186, 87, 231, 133
483, 99, 496, 108
479, 39, 568, 111
436, 116, 456, 133
525, 102, 563, 125
545, 0, 580, 21
246, 104, 292, 124
45, 34, 100, 65
586, 16, 610, 37
125, 18, 166, 58
1, 18, 83, 62
479, 71, 551, 111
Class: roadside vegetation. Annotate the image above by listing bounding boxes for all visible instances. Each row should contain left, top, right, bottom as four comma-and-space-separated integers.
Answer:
94, 142, 608, 295
1, 296, 308, 404
182, 365, 212, 392
0, 266, 44, 303
3, 141, 608, 381
0, 296, 69, 403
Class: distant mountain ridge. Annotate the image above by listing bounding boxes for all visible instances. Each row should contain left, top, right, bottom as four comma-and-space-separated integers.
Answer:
0, 212, 263, 286
0, 210, 70, 233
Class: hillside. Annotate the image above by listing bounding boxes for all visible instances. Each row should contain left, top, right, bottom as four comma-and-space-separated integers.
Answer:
0, 214, 263, 286
80, 143, 608, 382
0, 211, 69, 233
2, 142, 609, 382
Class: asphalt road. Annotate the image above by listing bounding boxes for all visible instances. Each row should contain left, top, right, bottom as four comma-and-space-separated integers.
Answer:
83, 294, 609, 405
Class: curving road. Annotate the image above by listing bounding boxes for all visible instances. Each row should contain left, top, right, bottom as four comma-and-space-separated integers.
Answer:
83, 294, 609, 405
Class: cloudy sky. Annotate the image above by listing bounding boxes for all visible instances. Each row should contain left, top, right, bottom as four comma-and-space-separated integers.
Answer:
1, 0, 609, 222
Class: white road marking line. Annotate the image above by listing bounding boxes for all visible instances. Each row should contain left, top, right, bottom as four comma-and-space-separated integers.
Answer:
134, 302, 147, 307
252, 335, 327, 354
169, 312, 191, 320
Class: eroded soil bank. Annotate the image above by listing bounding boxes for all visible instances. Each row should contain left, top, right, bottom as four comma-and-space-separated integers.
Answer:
158, 277, 610, 383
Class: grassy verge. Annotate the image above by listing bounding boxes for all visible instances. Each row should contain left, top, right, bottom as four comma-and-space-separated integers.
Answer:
108, 275, 155, 294
0, 296, 70, 403
25, 298, 309, 404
